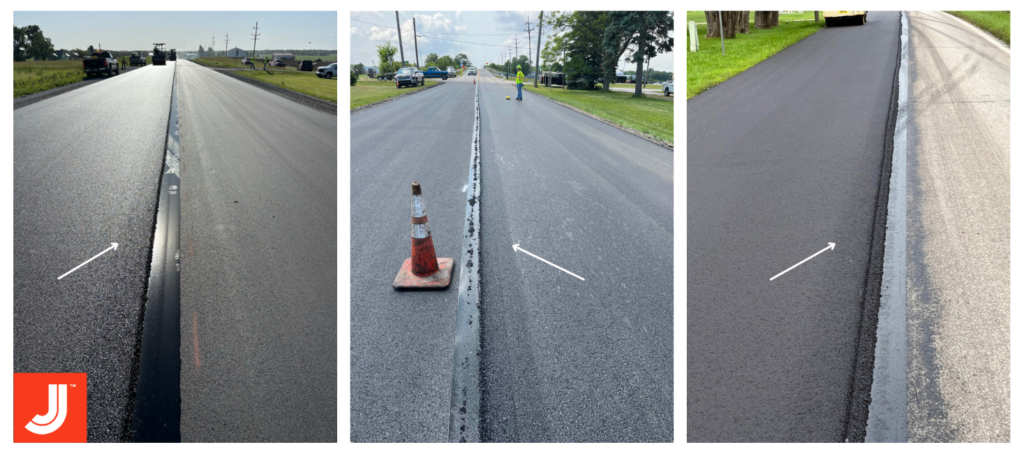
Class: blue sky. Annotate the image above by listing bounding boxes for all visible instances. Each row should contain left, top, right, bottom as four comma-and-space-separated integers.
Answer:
350, 11, 673, 72
14, 11, 337, 52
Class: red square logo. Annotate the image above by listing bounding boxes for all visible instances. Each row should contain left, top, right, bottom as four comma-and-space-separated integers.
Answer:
13, 373, 87, 443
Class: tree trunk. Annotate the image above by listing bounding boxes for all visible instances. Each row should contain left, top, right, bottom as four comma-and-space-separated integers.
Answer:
634, 30, 645, 98
754, 11, 773, 30
770, 11, 779, 27
814, 11, 820, 22
707, 11, 743, 39
739, 11, 751, 33
704, 11, 721, 38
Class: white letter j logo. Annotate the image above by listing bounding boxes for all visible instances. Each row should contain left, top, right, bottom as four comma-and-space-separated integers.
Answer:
25, 384, 68, 435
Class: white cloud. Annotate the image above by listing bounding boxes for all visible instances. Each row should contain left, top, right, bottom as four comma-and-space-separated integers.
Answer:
369, 26, 397, 41
350, 27, 359, 36
456, 11, 462, 20
454, 25, 467, 32
414, 12, 453, 32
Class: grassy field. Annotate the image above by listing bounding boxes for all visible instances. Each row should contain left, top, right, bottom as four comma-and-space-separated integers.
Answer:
236, 70, 338, 103
946, 11, 1010, 45
609, 82, 664, 89
351, 79, 439, 109
686, 14, 825, 99
523, 85, 673, 144
14, 60, 91, 98
685, 11, 823, 24
192, 57, 249, 68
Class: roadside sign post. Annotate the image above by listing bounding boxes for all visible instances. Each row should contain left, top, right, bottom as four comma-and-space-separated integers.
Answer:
689, 21, 699, 52
719, 11, 725, 56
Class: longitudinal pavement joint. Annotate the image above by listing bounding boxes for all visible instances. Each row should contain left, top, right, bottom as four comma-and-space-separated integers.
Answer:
865, 11, 909, 443
448, 79, 482, 442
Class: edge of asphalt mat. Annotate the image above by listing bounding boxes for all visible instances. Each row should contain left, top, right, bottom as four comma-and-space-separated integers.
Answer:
525, 86, 674, 151
448, 79, 483, 443
197, 65, 338, 116
844, 12, 904, 443
865, 11, 910, 443
124, 61, 182, 442
350, 81, 447, 114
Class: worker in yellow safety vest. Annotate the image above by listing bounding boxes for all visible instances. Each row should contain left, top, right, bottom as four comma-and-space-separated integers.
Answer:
515, 65, 525, 101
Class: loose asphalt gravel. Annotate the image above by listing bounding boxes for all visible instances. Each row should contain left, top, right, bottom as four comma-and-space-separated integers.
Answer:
687, 11, 901, 442
14, 63, 174, 441
176, 60, 337, 442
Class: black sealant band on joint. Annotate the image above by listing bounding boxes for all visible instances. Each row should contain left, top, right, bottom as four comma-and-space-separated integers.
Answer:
129, 61, 182, 442
843, 12, 904, 443
448, 80, 482, 443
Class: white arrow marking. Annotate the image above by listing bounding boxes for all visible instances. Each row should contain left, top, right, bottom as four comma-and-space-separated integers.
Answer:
58, 243, 119, 280
513, 243, 585, 281
770, 242, 835, 281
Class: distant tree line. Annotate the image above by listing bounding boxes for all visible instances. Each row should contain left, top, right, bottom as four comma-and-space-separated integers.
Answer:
542, 11, 672, 94
13, 25, 55, 61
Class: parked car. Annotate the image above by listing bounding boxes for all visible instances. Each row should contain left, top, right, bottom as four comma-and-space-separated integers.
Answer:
395, 67, 424, 88
83, 51, 119, 77
663, 78, 674, 97
467, 67, 477, 76
129, 51, 146, 66
271, 59, 286, 67
242, 57, 251, 64
316, 63, 338, 79
297, 60, 314, 71
420, 66, 449, 80
447, 66, 457, 77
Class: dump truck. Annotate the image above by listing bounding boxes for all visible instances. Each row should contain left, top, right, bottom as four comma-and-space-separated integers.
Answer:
824, 11, 868, 26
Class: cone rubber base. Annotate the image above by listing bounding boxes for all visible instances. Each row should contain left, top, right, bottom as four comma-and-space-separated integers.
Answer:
393, 258, 454, 289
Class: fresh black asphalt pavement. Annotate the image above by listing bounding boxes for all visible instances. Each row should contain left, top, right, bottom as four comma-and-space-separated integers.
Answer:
176, 60, 337, 442
14, 63, 174, 441
687, 11, 900, 442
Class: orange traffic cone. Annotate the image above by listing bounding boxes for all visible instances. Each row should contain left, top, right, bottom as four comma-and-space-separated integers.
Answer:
393, 182, 454, 289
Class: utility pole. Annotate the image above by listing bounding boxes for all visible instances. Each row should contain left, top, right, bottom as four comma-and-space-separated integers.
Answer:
395, 12, 405, 66
251, 22, 260, 60
534, 11, 543, 87
224, 32, 229, 58
413, 17, 420, 68
211, 35, 216, 56
524, 15, 535, 77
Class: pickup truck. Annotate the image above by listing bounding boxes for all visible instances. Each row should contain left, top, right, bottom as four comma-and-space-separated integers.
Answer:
83, 51, 119, 77
420, 66, 449, 80
395, 67, 424, 88
129, 52, 146, 66
663, 78, 674, 97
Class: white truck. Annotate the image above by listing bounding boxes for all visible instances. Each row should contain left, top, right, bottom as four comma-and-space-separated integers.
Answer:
663, 78, 674, 97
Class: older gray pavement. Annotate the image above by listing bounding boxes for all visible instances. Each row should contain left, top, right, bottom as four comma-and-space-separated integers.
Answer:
904, 11, 1010, 443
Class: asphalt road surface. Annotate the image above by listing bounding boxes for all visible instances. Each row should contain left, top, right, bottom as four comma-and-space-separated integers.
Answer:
351, 69, 673, 442
350, 76, 475, 442
687, 11, 901, 442
477, 69, 673, 442
14, 63, 175, 441
176, 60, 337, 442
904, 11, 1010, 442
